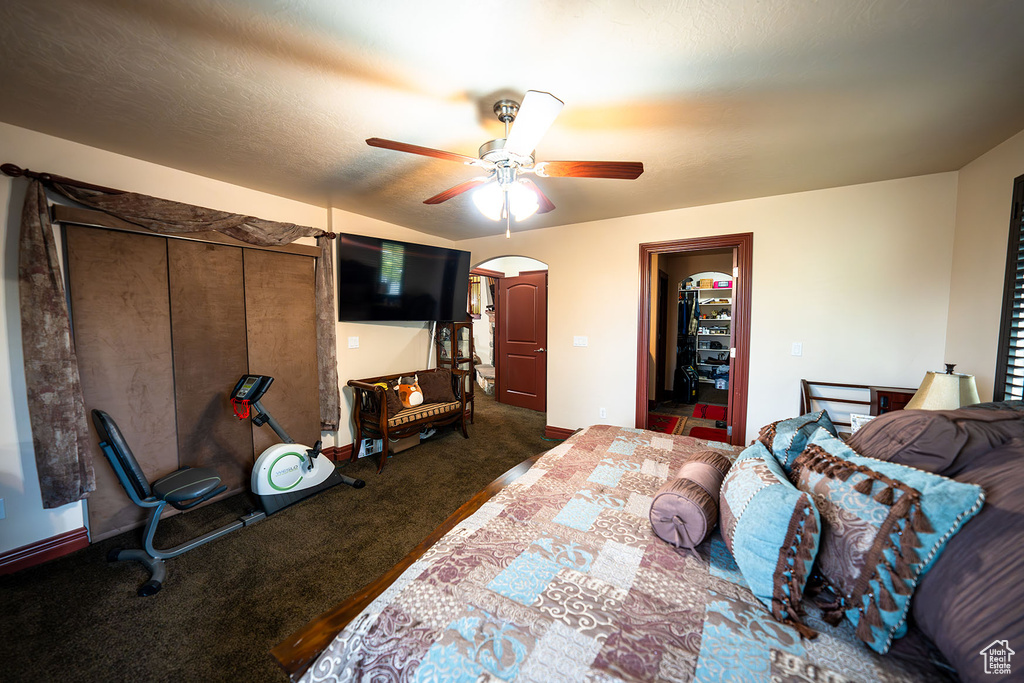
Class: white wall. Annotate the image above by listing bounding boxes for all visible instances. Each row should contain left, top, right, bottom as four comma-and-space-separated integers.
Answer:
458, 173, 959, 440
945, 129, 1024, 400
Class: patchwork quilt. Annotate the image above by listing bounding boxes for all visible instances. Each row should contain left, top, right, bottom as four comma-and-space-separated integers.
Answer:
302, 425, 951, 682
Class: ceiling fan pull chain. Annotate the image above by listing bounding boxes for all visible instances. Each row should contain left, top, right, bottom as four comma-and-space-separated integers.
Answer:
505, 192, 511, 238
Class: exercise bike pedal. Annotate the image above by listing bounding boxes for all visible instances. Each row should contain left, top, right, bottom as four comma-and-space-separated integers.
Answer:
138, 579, 162, 597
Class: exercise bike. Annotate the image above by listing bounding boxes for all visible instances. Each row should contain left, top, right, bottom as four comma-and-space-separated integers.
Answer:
94, 374, 364, 596
230, 374, 364, 515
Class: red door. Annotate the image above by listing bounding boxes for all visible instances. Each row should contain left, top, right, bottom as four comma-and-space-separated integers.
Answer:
497, 271, 547, 412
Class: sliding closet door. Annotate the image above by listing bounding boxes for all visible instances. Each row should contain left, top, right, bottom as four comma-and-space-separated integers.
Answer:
66, 226, 178, 541
243, 249, 320, 454
168, 240, 253, 495
67, 223, 321, 541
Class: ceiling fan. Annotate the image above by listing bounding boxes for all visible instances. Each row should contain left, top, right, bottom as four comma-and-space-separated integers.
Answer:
366, 91, 644, 236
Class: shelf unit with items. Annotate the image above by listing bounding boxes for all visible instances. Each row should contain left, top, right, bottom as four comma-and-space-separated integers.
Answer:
685, 276, 733, 386
435, 321, 475, 423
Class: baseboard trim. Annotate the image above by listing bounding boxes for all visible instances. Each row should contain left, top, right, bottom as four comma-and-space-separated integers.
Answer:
544, 425, 576, 440
0, 527, 90, 576
323, 444, 354, 462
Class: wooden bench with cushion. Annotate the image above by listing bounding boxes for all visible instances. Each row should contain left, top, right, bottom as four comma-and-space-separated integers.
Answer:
348, 367, 468, 473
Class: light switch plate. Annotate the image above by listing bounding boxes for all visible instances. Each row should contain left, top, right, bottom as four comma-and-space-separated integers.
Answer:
348, 336, 359, 349
791, 342, 803, 357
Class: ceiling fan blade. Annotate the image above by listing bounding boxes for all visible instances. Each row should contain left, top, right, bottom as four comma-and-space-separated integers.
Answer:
366, 138, 479, 165
503, 91, 564, 157
423, 176, 489, 204
519, 178, 555, 214
535, 161, 644, 180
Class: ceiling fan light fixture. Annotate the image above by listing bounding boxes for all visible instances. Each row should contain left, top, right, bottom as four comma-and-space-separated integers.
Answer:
366, 89, 642, 229
508, 180, 539, 221
472, 181, 505, 221
471, 179, 539, 223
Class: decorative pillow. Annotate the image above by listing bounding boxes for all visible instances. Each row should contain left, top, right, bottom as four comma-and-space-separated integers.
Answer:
373, 381, 404, 417
791, 427, 986, 654
418, 368, 457, 404
757, 410, 837, 471
719, 441, 820, 637
650, 449, 732, 553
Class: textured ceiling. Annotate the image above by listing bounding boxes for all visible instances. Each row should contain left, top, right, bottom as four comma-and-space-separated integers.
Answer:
1, 0, 1023, 240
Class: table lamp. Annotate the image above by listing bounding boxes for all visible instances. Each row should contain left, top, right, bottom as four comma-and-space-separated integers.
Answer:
905, 363, 981, 410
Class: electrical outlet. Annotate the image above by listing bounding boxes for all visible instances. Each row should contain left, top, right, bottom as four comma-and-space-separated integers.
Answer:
348, 336, 359, 349
573, 336, 588, 347
599, 407, 607, 419
791, 342, 803, 357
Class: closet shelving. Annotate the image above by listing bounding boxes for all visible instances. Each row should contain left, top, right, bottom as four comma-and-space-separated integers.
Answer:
692, 285, 732, 384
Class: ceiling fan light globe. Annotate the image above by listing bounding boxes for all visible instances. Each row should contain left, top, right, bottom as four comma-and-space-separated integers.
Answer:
472, 181, 504, 221
508, 181, 540, 221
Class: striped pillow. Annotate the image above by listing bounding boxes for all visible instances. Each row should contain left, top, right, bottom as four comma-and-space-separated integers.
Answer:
649, 449, 732, 553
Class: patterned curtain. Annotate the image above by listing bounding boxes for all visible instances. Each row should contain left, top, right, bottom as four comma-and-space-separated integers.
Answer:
19, 179, 341, 506
19, 180, 96, 508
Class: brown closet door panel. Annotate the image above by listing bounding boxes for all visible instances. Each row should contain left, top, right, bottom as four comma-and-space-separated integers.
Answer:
243, 250, 320, 454
65, 226, 178, 541
168, 240, 253, 494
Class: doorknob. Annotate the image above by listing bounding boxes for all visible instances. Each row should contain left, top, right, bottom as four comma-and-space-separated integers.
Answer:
534, 348, 545, 353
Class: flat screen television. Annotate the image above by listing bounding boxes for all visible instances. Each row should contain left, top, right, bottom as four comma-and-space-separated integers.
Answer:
337, 233, 471, 322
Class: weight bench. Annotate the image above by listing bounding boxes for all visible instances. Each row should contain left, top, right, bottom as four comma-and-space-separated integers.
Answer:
92, 409, 265, 596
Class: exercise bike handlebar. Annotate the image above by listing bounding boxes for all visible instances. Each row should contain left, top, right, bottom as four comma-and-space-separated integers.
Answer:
248, 400, 295, 444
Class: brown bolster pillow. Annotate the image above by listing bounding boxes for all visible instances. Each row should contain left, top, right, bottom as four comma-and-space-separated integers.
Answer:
650, 449, 732, 552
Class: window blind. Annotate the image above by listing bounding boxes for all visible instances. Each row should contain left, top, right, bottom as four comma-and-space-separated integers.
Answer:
995, 175, 1024, 400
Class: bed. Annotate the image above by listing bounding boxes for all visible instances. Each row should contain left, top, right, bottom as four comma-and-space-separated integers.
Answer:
274, 423, 985, 682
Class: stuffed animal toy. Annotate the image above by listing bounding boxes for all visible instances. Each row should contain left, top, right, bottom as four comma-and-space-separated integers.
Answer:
397, 376, 423, 408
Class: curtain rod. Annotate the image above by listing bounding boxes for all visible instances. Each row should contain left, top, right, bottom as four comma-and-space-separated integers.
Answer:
1, 162, 336, 239
1, 162, 125, 195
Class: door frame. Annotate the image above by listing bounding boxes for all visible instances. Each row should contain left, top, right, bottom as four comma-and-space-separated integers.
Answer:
636, 233, 753, 445
471, 267, 505, 398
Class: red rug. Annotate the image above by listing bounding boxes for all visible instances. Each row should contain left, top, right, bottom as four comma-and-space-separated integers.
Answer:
688, 426, 729, 441
693, 404, 727, 420
648, 413, 687, 435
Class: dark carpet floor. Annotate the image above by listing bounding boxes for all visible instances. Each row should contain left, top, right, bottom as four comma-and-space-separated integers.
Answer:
0, 392, 551, 683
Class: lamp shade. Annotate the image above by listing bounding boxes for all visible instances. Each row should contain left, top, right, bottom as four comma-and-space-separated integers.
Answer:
905, 371, 981, 410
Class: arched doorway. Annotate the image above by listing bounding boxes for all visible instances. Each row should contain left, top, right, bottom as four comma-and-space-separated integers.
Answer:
472, 256, 548, 412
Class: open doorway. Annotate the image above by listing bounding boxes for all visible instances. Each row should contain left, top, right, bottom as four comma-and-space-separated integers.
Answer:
472, 256, 548, 414
637, 234, 752, 446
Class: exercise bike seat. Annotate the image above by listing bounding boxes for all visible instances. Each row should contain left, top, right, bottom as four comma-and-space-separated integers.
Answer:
151, 467, 225, 510
92, 409, 226, 510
